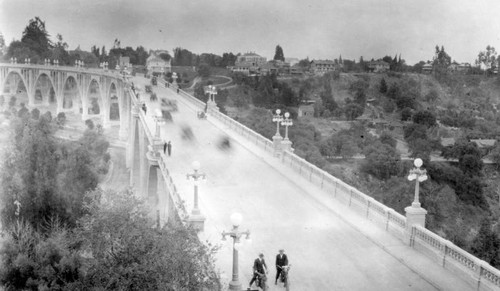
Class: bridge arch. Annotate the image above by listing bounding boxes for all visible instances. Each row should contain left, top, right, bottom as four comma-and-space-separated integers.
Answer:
2, 70, 28, 102
108, 81, 120, 121
87, 78, 102, 116
33, 72, 56, 106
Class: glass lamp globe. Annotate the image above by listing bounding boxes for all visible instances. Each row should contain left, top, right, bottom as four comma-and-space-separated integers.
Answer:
414, 158, 423, 168
230, 212, 243, 227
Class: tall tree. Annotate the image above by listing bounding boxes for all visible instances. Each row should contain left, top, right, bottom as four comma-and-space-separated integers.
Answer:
273, 45, 285, 62
21, 17, 52, 56
471, 218, 500, 267
475, 45, 497, 72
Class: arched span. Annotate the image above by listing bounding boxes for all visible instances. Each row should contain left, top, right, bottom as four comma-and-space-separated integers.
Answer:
62, 75, 80, 109
87, 78, 102, 115
33, 72, 56, 105
2, 70, 28, 96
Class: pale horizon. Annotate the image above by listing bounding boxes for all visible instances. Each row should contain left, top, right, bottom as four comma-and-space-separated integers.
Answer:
1, 0, 499, 65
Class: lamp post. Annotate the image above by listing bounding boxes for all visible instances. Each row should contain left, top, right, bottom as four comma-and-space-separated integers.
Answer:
272, 109, 284, 155
281, 112, 293, 152
407, 158, 428, 208
405, 158, 428, 232
186, 161, 206, 215
153, 109, 165, 139
205, 85, 218, 112
221, 213, 251, 291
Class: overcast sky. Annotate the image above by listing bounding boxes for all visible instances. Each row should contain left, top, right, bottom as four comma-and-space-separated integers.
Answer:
1, 0, 499, 65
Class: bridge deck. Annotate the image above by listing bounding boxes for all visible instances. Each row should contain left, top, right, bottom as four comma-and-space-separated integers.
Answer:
132, 76, 473, 291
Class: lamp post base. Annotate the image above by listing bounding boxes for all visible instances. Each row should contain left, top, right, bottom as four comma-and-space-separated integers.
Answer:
228, 280, 242, 291
272, 135, 283, 157
282, 138, 293, 152
187, 214, 205, 232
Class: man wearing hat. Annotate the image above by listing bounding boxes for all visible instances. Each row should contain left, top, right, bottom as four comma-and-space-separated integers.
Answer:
249, 253, 267, 288
275, 249, 289, 285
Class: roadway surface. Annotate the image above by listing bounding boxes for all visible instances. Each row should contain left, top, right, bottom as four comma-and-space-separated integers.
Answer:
130, 76, 474, 291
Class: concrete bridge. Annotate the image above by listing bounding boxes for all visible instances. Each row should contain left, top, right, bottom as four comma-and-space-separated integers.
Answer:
1, 63, 500, 291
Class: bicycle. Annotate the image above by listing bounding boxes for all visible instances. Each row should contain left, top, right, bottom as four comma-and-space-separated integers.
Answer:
256, 271, 268, 291
278, 264, 292, 290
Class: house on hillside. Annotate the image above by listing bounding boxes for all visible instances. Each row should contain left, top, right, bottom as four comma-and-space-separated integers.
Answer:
298, 104, 315, 118
470, 139, 497, 156
259, 62, 278, 75
290, 64, 303, 75
235, 52, 267, 66
422, 63, 433, 74
310, 60, 338, 75
367, 60, 390, 73
440, 137, 456, 148
146, 52, 171, 76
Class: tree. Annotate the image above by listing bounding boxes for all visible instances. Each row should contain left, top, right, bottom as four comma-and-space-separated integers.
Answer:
471, 218, 500, 267
401, 107, 412, 121
379, 131, 397, 148
475, 45, 497, 72
379, 78, 388, 93
361, 141, 401, 180
273, 45, 285, 62
0, 31, 5, 56
21, 17, 52, 57
344, 103, 364, 120
197, 63, 211, 78
76, 189, 221, 290
412, 110, 437, 128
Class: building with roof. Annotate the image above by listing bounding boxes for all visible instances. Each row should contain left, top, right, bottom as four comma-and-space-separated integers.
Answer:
235, 52, 267, 66
146, 52, 171, 76
298, 104, 315, 118
310, 60, 338, 75
422, 63, 433, 74
367, 60, 390, 73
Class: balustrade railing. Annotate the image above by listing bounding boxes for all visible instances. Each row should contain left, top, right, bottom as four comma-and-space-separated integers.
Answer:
163, 79, 500, 290
412, 225, 500, 290
0, 63, 121, 78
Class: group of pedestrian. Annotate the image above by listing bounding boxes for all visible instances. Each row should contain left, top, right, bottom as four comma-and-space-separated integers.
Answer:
163, 141, 172, 156
248, 249, 289, 289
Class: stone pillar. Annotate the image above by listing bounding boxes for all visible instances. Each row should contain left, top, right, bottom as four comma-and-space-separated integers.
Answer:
101, 96, 110, 128
128, 105, 140, 184
41, 87, 50, 106
55, 93, 64, 114
272, 135, 283, 157
138, 126, 148, 197
281, 138, 293, 152
405, 205, 427, 244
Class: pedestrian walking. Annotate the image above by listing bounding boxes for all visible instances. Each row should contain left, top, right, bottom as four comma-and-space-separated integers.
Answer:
177, 87, 180, 94
142, 103, 147, 114
167, 141, 172, 156
249, 253, 268, 289
163, 141, 167, 154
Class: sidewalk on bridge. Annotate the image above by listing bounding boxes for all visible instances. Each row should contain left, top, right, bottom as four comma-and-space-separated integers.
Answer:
191, 102, 474, 291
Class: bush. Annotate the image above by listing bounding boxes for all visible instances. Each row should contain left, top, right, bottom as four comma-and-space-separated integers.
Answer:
57, 112, 66, 127
85, 119, 94, 130
0, 95, 4, 107
8, 96, 16, 108
401, 107, 413, 121
31, 108, 40, 119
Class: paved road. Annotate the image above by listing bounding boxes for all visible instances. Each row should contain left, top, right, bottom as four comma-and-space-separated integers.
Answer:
131, 77, 474, 291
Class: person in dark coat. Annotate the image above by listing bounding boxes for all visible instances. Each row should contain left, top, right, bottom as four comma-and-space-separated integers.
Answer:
163, 141, 167, 154
142, 103, 147, 114
249, 253, 267, 288
167, 141, 172, 156
275, 249, 289, 284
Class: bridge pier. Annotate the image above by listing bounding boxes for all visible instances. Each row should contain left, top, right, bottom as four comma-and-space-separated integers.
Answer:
128, 105, 140, 185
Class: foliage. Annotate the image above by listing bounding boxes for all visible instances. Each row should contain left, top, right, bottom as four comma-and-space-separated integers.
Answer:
21, 17, 52, 57
84, 119, 94, 130
361, 141, 401, 180
56, 112, 66, 127
379, 131, 397, 148
8, 96, 16, 108
30, 108, 40, 120
379, 78, 388, 93
344, 103, 364, 120
401, 107, 412, 121
76, 189, 221, 290
412, 110, 437, 128
273, 45, 285, 62
197, 63, 211, 78
475, 45, 497, 72
470, 218, 500, 266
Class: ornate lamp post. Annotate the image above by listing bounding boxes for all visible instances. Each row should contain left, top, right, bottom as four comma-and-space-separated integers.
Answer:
153, 109, 165, 139
186, 161, 206, 230
405, 158, 428, 233
221, 213, 251, 291
407, 158, 428, 208
281, 112, 293, 151
205, 85, 218, 112
272, 109, 284, 155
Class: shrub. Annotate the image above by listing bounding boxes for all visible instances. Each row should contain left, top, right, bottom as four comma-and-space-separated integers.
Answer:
31, 108, 40, 119
56, 112, 66, 127
8, 96, 16, 108
85, 119, 95, 130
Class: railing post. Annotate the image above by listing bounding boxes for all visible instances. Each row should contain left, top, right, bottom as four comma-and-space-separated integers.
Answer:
334, 180, 338, 198
309, 167, 313, 181
366, 198, 373, 218
475, 260, 487, 291
385, 209, 391, 231
320, 172, 325, 189
410, 226, 416, 247
442, 241, 449, 267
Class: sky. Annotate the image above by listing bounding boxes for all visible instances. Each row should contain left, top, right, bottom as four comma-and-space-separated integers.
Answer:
1, 0, 500, 65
